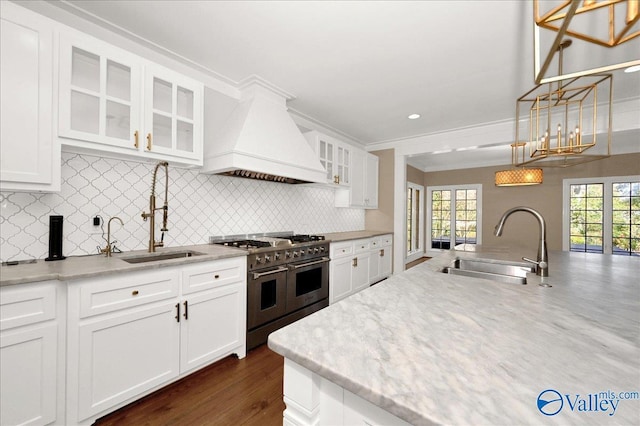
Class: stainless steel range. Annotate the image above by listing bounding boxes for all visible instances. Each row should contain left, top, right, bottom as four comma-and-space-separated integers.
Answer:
210, 233, 330, 350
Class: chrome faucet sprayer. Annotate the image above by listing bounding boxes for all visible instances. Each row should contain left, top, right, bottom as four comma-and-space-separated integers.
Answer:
494, 206, 549, 277
141, 161, 169, 252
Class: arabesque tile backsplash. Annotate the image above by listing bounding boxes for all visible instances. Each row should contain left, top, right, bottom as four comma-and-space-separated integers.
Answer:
0, 152, 364, 262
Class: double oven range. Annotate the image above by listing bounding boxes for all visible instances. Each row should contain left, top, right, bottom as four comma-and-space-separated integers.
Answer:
210, 233, 330, 350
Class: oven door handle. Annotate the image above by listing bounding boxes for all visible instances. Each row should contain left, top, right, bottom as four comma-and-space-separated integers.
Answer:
252, 266, 288, 280
288, 257, 330, 270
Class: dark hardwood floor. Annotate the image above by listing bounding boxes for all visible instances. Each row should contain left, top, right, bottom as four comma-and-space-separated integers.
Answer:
94, 344, 285, 426
405, 256, 431, 270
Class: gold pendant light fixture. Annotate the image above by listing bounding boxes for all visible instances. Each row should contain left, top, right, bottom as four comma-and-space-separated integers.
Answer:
495, 142, 543, 187
536, 0, 638, 48
494, 0, 637, 185
534, 0, 640, 83
514, 39, 613, 168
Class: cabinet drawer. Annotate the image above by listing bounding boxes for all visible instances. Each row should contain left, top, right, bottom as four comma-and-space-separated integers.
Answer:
330, 241, 353, 258
379, 234, 393, 247
353, 239, 371, 253
0, 281, 57, 331
182, 258, 245, 295
77, 269, 180, 318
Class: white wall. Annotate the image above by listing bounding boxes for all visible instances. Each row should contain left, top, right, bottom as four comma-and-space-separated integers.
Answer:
0, 152, 364, 262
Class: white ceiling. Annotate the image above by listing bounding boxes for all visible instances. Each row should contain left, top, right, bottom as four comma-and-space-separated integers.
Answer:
41, 0, 640, 170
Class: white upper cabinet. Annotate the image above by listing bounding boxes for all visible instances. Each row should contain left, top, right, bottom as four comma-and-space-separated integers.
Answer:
364, 152, 379, 208
59, 30, 203, 166
0, 2, 60, 192
305, 130, 350, 186
59, 31, 141, 152
144, 66, 202, 161
335, 149, 379, 209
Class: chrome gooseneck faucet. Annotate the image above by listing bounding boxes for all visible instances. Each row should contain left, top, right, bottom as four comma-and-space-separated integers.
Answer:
494, 206, 549, 277
141, 161, 169, 252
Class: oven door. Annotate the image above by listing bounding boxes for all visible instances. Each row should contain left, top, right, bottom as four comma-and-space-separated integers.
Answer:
286, 256, 329, 312
247, 266, 288, 330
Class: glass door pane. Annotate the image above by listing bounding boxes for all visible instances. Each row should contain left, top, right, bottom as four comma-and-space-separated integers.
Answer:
153, 78, 172, 113
70, 47, 100, 134
71, 47, 99, 91
106, 101, 130, 140
175, 86, 194, 153
106, 60, 130, 101
152, 77, 173, 149
70, 91, 99, 134
176, 86, 193, 119
153, 113, 172, 149
176, 121, 193, 152
569, 183, 603, 253
105, 60, 131, 140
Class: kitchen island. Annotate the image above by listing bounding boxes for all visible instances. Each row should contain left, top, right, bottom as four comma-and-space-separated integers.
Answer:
268, 247, 640, 425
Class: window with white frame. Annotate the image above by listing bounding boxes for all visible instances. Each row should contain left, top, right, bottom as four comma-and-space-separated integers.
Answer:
407, 182, 424, 259
563, 176, 640, 256
427, 184, 482, 253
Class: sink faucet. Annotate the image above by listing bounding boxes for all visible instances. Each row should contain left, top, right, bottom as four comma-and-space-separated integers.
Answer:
141, 161, 169, 252
494, 206, 549, 277
100, 216, 124, 257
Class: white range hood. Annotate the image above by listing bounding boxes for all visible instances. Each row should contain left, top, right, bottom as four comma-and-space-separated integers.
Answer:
202, 79, 326, 184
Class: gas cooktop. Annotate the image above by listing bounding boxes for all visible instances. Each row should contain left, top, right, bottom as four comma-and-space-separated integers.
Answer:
209, 233, 326, 252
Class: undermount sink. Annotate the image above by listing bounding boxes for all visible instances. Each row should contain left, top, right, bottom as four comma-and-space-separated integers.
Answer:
121, 250, 204, 264
442, 258, 534, 285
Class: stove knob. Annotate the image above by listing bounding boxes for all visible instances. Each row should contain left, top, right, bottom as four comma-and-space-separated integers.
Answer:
274, 252, 281, 260
264, 255, 271, 263
255, 256, 263, 264
307, 248, 313, 255
313, 247, 319, 254
293, 251, 299, 258
319, 246, 326, 252
285, 251, 291, 259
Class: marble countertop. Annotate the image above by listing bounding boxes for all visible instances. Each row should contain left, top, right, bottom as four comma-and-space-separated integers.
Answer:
268, 247, 640, 425
323, 230, 391, 242
0, 244, 247, 286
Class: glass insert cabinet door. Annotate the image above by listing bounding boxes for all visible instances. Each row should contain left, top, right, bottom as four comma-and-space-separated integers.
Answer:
59, 33, 141, 150
318, 139, 334, 183
336, 145, 350, 186
143, 67, 201, 160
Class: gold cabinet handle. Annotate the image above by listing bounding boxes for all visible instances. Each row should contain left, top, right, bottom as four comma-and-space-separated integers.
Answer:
380, 249, 384, 257
134, 130, 139, 148
334, 175, 340, 184
132, 290, 139, 296
352, 257, 358, 267
146, 133, 152, 151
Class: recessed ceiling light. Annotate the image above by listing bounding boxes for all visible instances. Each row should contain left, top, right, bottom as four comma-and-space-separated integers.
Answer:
624, 65, 640, 73
407, 113, 421, 120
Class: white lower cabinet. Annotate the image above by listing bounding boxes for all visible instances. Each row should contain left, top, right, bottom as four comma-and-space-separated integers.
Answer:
0, 281, 63, 426
370, 234, 393, 284
330, 235, 392, 304
179, 280, 244, 374
329, 254, 354, 304
67, 257, 246, 425
352, 240, 371, 294
75, 301, 180, 420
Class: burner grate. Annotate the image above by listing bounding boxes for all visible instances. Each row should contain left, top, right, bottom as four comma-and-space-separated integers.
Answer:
290, 234, 325, 243
218, 240, 273, 249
